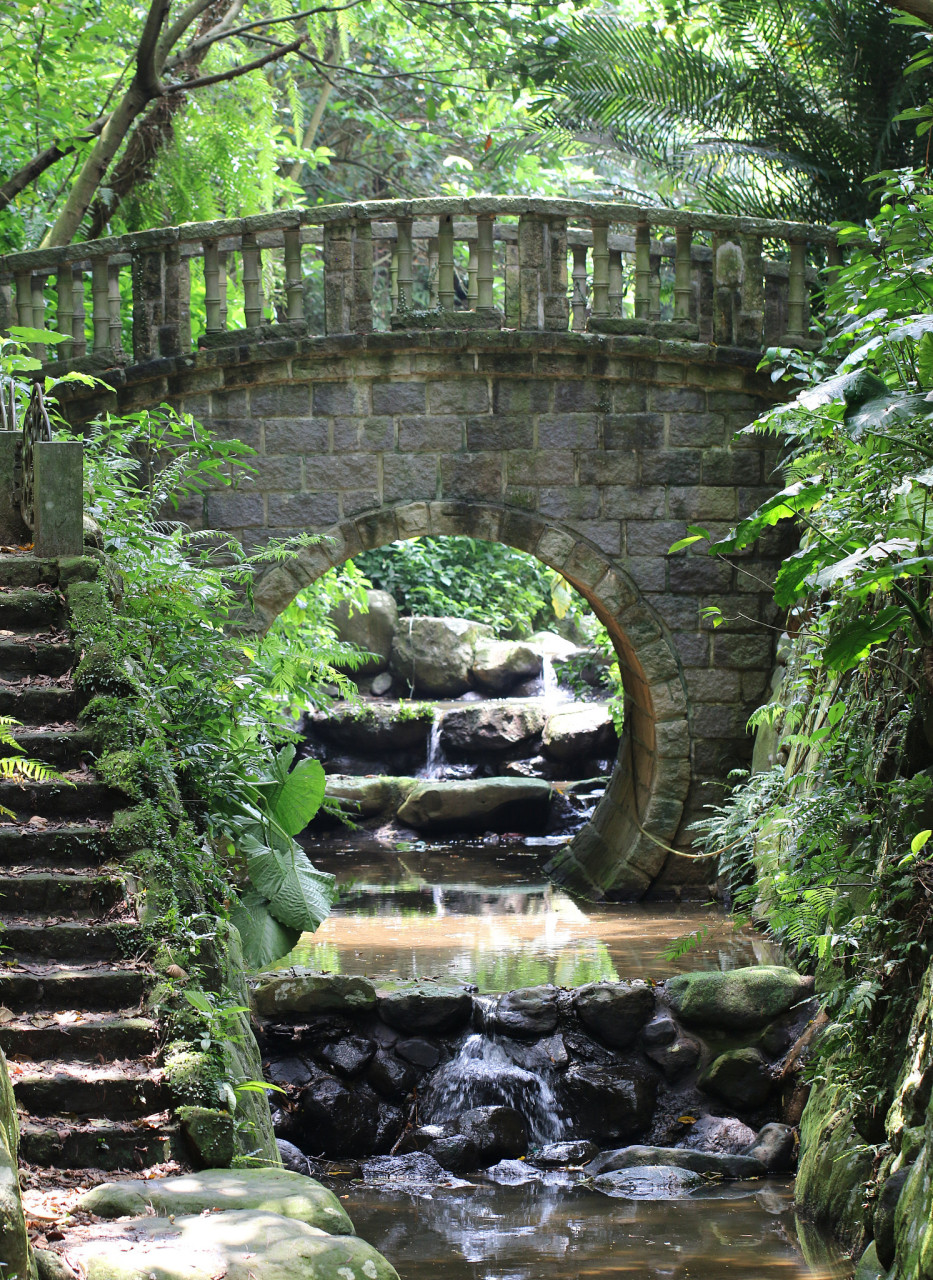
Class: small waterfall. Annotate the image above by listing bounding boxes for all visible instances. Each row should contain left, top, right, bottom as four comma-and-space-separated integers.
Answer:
419, 710, 447, 779
424, 1007, 566, 1144
541, 654, 560, 705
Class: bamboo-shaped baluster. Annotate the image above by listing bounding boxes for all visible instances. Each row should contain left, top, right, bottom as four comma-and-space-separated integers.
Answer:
674, 226, 693, 321
649, 247, 661, 323
608, 248, 624, 317
785, 240, 809, 343
571, 244, 588, 331
438, 215, 455, 311
204, 241, 222, 332
826, 239, 843, 274
634, 222, 650, 321
396, 218, 414, 311
71, 267, 87, 357
13, 272, 33, 330
590, 221, 610, 319
242, 234, 263, 328
91, 258, 111, 351
218, 251, 228, 330
108, 262, 123, 352
476, 215, 494, 309
284, 228, 303, 322
29, 274, 46, 361
467, 240, 478, 308
427, 236, 439, 307
56, 265, 74, 361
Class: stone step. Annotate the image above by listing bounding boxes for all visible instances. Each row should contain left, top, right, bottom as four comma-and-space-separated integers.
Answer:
0, 778, 123, 822
0, 589, 65, 632
13, 1064, 168, 1119
0, 556, 60, 590
1, 922, 143, 962
0, 684, 77, 723
0, 823, 113, 870
0, 871, 125, 916
12, 727, 94, 770
18, 1115, 176, 1171
0, 964, 148, 1012
0, 639, 75, 680
0, 1013, 157, 1061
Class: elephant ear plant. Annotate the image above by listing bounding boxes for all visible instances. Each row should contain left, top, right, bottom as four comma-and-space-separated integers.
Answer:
220, 745, 334, 969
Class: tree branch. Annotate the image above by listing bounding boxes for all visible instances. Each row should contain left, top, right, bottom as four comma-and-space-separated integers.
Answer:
164, 36, 307, 93
156, 0, 218, 67
889, 0, 933, 25
0, 118, 108, 213
138, 0, 172, 95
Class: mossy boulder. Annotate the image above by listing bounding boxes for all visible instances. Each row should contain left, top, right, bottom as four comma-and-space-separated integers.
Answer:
795, 1080, 875, 1255
251, 971, 377, 1017
63, 1209, 399, 1280
665, 965, 813, 1031
178, 1107, 235, 1169
77, 1169, 353, 1235
324, 776, 417, 819
698, 1048, 773, 1110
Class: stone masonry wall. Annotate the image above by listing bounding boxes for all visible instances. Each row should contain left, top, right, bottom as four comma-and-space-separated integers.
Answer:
57, 327, 788, 898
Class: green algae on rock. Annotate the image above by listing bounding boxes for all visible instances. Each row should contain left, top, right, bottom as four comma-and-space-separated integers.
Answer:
666, 966, 813, 1031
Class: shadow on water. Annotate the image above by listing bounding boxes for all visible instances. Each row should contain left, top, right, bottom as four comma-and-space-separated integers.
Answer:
342, 1180, 852, 1280
282, 838, 782, 990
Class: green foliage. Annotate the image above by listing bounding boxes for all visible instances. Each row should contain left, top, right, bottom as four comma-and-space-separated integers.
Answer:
355, 536, 587, 638
513, 2, 933, 220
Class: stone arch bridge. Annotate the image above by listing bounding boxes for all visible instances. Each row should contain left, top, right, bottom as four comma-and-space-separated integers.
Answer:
0, 196, 837, 898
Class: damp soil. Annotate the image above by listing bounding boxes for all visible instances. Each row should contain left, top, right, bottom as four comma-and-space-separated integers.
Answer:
284, 836, 782, 990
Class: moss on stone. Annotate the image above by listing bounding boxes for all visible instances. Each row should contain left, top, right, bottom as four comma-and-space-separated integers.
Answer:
178, 1107, 235, 1169
796, 1080, 876, 1255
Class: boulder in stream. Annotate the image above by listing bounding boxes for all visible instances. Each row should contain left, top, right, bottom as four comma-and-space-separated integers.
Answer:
438, 701, 545, 754
542, 704, 616, 761
397, 777, 552, 833
573, 980, 655, 1048
377, 983, 473, 1034
306, 701, 434, 755
390, 617, 493, 696
531, 1140, 598, 1168
471, 637, 542, 693
251, 971, 377, 1016
489, 986, 559, 1038
324, 775, 416, 819
559, 1063, 656, 1145
593, 1166, 707, 1199
665, 965, 813, 1031
331, 588, 398, 675
699, 1047, 773, 1110
586, 1144, 766, 1181
744, 1121, 797, 1173
679, 1114, 757, 1155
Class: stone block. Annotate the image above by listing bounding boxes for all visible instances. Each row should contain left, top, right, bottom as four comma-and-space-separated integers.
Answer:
427, 381, 489, 414
384, 454, 439, 503
312, 382, 367, 416
206, 491, 264, 528
466, 415, 533, 451
640, 450, 702, 485
211, 389, 249, 418
578, 451, 637, 485
649, 387, 706, 413
493, 381, 551, 413
333, 415, 395, 452
267, 492, 340, 527
249, 383, 310, 417
623, 556, 666, 592
341, 489, 380, 518
612, 384, 648, 412
538, 486, 599, 520
700, 448, 761, 485
713, 632, 773, 669
253, 456, 300, 491
667, 486, 738, 521
398, 416, 464, 451
263, 419, 329, 455
506, 451, 574, 486
439, 453, 503, 500
372, 381, 427, 415
601, 486, 666, 520
554, 381, 609, 412
604, 413, 665, 451
537, 414, 598, 449
573, 521, 621, 556
668, 557, 733, 593
624, 520, 685, 557
303, 453, 378, 490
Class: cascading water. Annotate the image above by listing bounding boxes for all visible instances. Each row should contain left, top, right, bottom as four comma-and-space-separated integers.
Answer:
541, 653, 560, 705
423, 1001, 566, 1144
419, 710, 447, 779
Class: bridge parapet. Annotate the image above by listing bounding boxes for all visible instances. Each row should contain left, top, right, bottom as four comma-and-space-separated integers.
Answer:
0, 197, 836, 370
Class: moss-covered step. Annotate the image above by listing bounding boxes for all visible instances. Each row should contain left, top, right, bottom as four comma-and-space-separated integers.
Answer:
0, 922, 143, 961
0, 872, 125, 916
0, 589, 65, 631
0, 685, 77, 720
1, 965, 149, 1012
19, 1115, 177, 1170
13, 1065, 167, 1119
0, 779, 124, 822
0, 824, 114, 870
0, 638, 75, 679
0, 1014, 157, 1061
12, 727, 94, 768
78, 1168, 355, 1235
63, 1208, 400, 1280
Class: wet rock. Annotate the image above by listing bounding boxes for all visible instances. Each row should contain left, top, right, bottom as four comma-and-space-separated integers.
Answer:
424, 1134, 480, 1173
331, 588, 398, 675
559, 1063, 656, 1145
377, 984, 473, 1034
319, 1036, 376, 1078
699, 1048, 773, 1110
390, 616, 493, 696
642, 1015, 677, 1048
744, 1122, 797, 1173
456, 1105, 528, 1164
528, 631, 580, 660
395, 1037, 441, 1069
586, 1145, 766, 1180
77, 1169, 354, 1234
594, 1166, 707, 1199
680, 1115, 757, 1155
643, 1030, 702, 1081
520, 1034, 568, 1072
471, 638, 542, 694
397, 778, 552, 833
438, 701, 546, 753
275, 1139, 312, 1174
371, 671, 393, 696
296, 1074, 382, 1157
666, 966, 813, 1031
484, 1158, 539, 1185
251, 971, 377, 1016
874, 1166, 911, 1270
531, 1140, 598, 1168
542, 704, 616, 761
307, 702, 434, 754
375, 1101, 405, 1152
573, 980, 655, 1048
489, 986, 559, 1038
366, 1050, 419, 1101
64, 1209, 399, 1280
853, 1241, 882, 1280
265, 1056, 316, 1089
324, 775, 416, 819
361, 1152, 469, 1188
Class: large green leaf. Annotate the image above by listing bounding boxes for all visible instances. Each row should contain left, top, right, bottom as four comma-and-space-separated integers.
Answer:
273, 757, 327, 837
711, 480, 827, 554
844, 391, 933, 441
265, 849, 336, 933
231, 890, 301, 970
822, 606, 912, 673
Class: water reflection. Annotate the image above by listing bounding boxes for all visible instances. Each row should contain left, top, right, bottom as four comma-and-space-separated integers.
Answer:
344, 1181, 852, 1279
280, 840, 782, 989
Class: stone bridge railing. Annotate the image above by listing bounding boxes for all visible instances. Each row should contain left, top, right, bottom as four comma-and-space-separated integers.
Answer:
0, 197, 836, 367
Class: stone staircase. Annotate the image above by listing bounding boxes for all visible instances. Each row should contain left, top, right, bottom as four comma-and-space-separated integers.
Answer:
0, 554, 174, 1171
